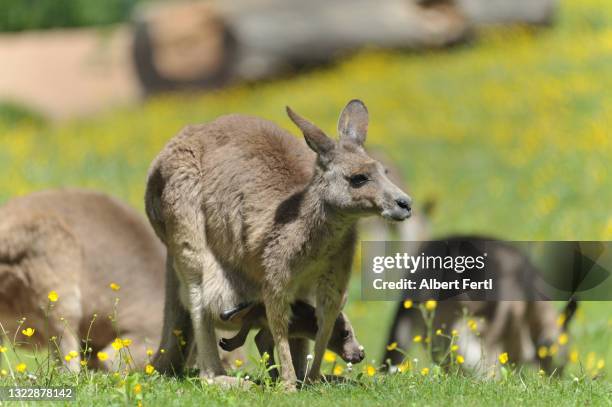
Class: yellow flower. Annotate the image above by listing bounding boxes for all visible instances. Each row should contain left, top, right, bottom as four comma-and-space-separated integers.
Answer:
435, 329, 442, 336
499, 352, 509, 365
456, 355, 465, 364
0, 369, 7, 376
558, 333, 568, 346
425, 300, 437, 311
324, 350, 337, 363
97, 351, 109, 361
420, 367, 429, 376
121, 338, 132, 347
160, 348, 165, 354
80, 361, 87, 367
398, 360, 411, 373
596, 359, 605, 370
569, 350, 579, 363
0, 346, 7, 353
16, 363, 26, 373
109, 283, 120, 291
451, 329, 459, 337
413, 335, 422, 343
538, 346, 549, 359
234, 359, 243, 368
386, 342, 398, 351
145, 364, 155, 375
146, 348, 154, 357
69, 350, 79, 358
48, 291, 59, 302
133, 383, 142, 394
64, 355, 72, 362
539, 369, 545, 376
556, 314, 566, 327
22, 327, 35, 337
111, 338, 124, 350
467, 319, 478, 332
365, 365, 376, 376
403, 300, 413, 309
333, 365, 344, 376
451, 344, 459, 352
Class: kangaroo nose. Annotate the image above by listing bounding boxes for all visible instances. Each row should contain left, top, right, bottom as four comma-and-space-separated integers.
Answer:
396, 198, 411, 211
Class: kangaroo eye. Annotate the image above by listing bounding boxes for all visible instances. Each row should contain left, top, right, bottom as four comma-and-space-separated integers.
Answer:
341, 329, 350, 339
384, 168, 389, 175
349, 174, 369, 188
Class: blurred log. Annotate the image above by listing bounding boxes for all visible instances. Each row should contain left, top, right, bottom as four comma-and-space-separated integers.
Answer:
132, 0, 469, 94
455, 0, 558, 26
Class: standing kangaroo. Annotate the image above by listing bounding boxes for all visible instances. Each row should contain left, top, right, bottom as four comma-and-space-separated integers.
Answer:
145, 100, 412, 388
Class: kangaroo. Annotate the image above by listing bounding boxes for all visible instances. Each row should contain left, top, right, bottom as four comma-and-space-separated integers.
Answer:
217, 301, 364, 378
0, 189, 242, 372
382, 237, 578, 375
145, 99, 411, 388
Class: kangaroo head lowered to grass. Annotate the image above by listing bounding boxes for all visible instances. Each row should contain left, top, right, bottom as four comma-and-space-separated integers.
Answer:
145, 99, 411, 389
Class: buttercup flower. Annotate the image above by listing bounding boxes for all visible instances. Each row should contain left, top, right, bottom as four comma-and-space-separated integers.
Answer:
69, 350, 78, 358
64, 355, 72, 362
111, 338, 124, 350
499, 352, 509, 365
16, 363, 27, 373
413, 335, 422, 343
365, 365, 376, 376
403, 300, 413, 309
467, 319, 478, 332
398, 361, 411, 373
109, 283, 120, 291
558, 333, 568, 346
121, 338, 132, 347
324, 350, 337, 363
97, 352, 109, 361
386, 342, 398, 351
0, 369, 7, 376
133, 384, 142, 394
451, 344, 459, 352
597, 359, 605, 370
538, 346, 548, 359
425, 300, 437, 311
145, 364, 155, 375
0, 346, 7, 353
456, 355, 465, 364
451, 329, 459, 337
48, 291, 59, 302
420, 367, 429, 376
234, 359, 243, 368
569, 350, 579, 363
333, 365, 344, 375
435, 329, 442, 336
146, 348, 154, 357
22, 328, 35, 337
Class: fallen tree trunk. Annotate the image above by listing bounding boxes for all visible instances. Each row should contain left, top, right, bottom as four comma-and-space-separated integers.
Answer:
132, 0, 469, 93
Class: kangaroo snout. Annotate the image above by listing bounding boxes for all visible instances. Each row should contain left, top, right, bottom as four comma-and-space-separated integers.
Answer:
383, 194, 412, 221
342, 346, 366, 364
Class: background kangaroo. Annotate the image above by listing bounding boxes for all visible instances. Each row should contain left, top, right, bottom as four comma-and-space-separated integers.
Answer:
382, 237, 578, 375
145, 99, 412, 388
0, 189, 241, 371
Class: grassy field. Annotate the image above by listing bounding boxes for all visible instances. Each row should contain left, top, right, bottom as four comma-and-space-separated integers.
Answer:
1, 0, 611, 405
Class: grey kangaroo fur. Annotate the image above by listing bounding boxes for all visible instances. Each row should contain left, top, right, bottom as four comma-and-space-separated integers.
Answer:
0, 189, 166, 371
218, 301, 364, 379
145, 99, 411, 388
383, 236, 578, 375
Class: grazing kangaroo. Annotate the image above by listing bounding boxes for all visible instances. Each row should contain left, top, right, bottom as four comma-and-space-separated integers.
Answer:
0, 189, 166, 371
382, 237, 578, 375
218, 301, 364, 378
145, 100, 411, 388
0, 189, 243, 372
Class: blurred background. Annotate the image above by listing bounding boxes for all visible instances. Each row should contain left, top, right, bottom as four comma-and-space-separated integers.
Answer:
0, 0, 610, 377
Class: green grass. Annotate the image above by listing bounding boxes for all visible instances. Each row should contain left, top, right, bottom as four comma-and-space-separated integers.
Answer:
1, 0, 611, 405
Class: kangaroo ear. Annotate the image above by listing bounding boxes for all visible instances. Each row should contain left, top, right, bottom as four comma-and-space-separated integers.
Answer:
338, 99, 368, 146
286, 106, 335, 161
